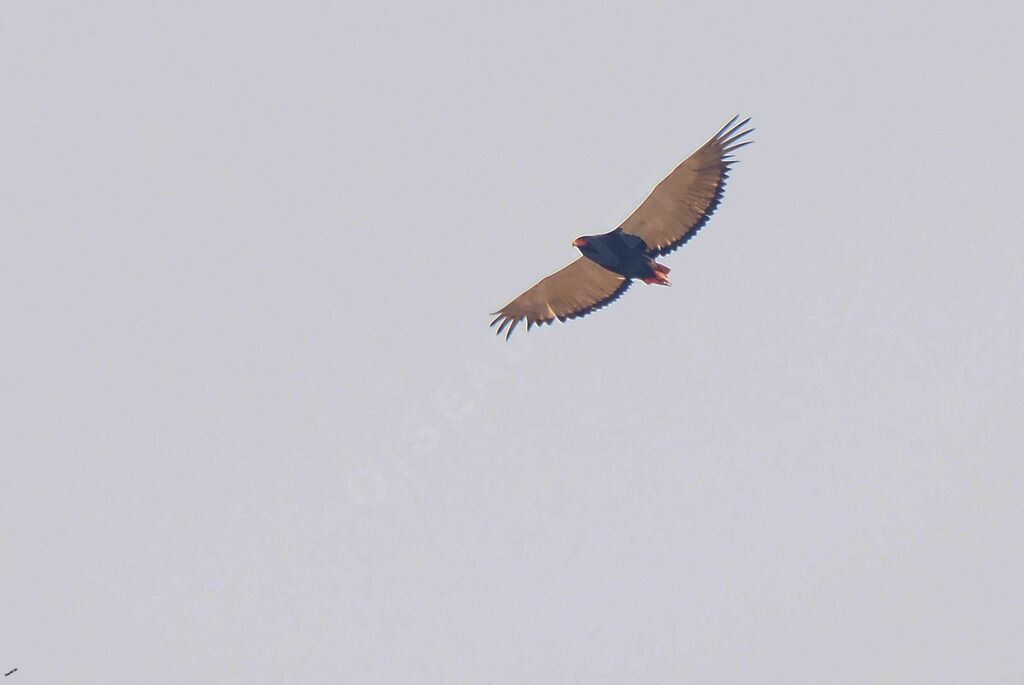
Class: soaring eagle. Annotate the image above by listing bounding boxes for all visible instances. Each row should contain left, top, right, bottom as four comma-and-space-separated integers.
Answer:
490, 116, 753, 339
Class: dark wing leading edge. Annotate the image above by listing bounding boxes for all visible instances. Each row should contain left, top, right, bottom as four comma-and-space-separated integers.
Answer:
490, 258, 631, 339
620, 116, 753, 257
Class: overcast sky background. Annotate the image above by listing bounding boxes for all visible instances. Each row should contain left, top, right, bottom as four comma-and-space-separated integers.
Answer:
2, 2, 1023, 683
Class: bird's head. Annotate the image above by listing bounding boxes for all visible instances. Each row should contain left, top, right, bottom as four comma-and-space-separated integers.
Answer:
572, 236, 590, 249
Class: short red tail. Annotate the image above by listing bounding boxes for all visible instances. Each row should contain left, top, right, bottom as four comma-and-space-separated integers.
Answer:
643, 263, 671, 286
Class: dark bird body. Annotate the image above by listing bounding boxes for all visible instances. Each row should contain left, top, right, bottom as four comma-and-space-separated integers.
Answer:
491, 116, 753, 338
573, 228, 666, 283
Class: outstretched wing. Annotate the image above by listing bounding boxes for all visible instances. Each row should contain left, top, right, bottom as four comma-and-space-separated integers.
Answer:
620, 116, 753, 257
490, 258, 631, 339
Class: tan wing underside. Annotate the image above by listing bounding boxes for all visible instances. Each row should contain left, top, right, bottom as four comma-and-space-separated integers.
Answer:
621, 116, 753, 256
490, 257, 630, 339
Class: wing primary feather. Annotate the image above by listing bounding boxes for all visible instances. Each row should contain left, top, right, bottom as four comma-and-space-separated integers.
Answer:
719, 117, 752, 141
712, 114, 740, 139
722, 129, 754, 147
723, 140, 754, 154
505, 318, 520, 340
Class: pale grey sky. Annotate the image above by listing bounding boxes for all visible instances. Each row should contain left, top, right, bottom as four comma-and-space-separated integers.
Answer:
2, 2, 1022, 683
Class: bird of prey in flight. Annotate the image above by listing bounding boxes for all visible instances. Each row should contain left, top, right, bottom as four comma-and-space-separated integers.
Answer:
490, 116, 753, 339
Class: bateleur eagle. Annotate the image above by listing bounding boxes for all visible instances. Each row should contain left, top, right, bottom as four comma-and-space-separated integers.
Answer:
490, 115, 753, 339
